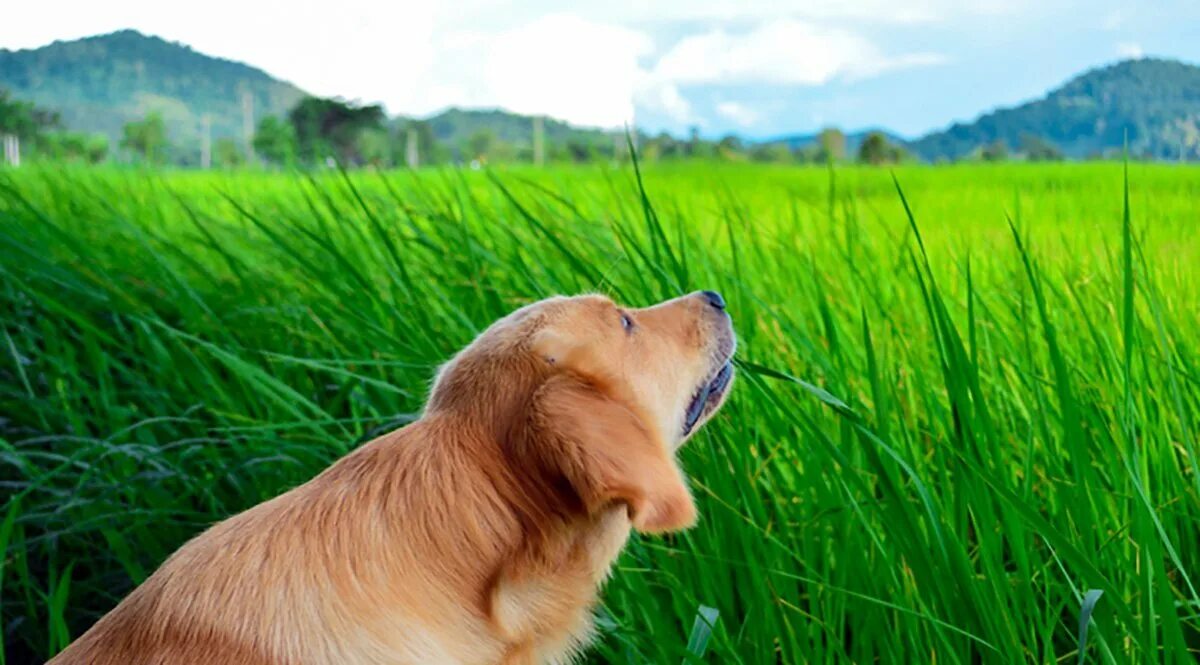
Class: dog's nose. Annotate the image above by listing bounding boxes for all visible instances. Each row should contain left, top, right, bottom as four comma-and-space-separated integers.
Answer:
699, 290, 726, 310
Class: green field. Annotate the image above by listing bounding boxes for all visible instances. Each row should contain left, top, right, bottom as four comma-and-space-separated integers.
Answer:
2, 161, 1199, 663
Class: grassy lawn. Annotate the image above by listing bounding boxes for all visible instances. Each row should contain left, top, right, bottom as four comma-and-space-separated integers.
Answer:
1, 161, 1199, 663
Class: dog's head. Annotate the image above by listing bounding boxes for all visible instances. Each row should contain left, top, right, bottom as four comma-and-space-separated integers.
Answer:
427, 292, 736, 533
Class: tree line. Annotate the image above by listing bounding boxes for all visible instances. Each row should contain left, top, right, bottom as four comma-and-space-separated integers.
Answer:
0, 90, 109, 163
3, 90, 1069, 168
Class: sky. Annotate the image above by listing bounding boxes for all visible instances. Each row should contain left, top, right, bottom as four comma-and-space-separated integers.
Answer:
3, 0, 1199, 139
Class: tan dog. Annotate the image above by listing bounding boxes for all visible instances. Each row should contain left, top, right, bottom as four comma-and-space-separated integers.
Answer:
51, 291, 736, 665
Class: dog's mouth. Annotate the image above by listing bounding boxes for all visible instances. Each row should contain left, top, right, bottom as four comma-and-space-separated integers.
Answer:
682, 359, 735, 436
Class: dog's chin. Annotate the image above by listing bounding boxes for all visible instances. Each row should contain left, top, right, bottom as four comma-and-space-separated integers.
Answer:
675, 361, 735, 448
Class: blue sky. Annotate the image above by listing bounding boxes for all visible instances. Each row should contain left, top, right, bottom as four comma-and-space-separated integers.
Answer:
4, 0, 1199, 139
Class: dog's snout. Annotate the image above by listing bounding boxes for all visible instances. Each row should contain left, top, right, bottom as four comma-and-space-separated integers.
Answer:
699, 290, 726, 311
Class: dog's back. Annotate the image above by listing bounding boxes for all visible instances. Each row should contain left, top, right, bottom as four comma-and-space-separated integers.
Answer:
51, 418, 528, 665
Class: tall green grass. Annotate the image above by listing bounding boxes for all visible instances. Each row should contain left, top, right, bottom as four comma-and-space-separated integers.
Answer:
1, 162, 1198, 663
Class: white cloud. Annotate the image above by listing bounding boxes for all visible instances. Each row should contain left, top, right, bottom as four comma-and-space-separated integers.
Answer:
419, 15, 942, 128
477, 15, 651, 127
447, 0, 1037, 27
715, 101, 760, 127
650, 20, 943, 86
635, 83, 696, 125
1116, 42, 1145, 59
845, 52, 948, 80
1, 1, 951, 129
1101, 9, 1126, 30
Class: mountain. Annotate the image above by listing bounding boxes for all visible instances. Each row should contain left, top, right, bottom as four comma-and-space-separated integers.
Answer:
0, 30, 306, 149
0, 31, 617, 161
911, 58, 1200, 161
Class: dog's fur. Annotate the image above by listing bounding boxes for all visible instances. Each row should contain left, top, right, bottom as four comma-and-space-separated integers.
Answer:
50, 292, 736, 665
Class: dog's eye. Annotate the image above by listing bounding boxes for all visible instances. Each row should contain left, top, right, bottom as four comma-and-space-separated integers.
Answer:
620, 313, 634, 333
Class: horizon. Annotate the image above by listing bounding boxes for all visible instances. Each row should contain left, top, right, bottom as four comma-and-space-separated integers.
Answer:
4, 28, 1188, 143
4, 1, 1199, 140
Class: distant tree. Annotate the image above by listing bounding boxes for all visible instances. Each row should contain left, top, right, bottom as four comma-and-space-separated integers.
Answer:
466, 129, 496, 161
253, 116, 297, 166
1, 89, 61, 141
749, 142, 793, 163
213, 138, 244, 168
355, 128, 392, 166
2, 90, 67, 164
288, 96, 385, 165
78, 134, 110, 163
858, 132, 889, 165
0, 90, 109, 163
637, 136, 658, 161
649, 132, 680, 160
87, 134, 109, 162
690, 137, 716, 160
1018, 134, 1064, 161
565, 138, 595, 163
792, 145, 822, 163
858, 131, 906, 165
687, 126, 717, 158
40, 132, 109, 163
716, 134, 745, 160
121, 112, 169, 163
816, 128, 846, 162
490, 137, 521, 162
980, 139, 1009, 162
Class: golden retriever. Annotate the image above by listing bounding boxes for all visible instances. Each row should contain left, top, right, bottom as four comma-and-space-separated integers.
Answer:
50, 291, 736, 665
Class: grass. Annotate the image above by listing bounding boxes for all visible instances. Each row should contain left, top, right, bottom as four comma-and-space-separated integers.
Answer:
1, 160, 1199, 663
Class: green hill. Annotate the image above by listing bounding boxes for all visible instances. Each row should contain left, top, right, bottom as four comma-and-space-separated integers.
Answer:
912, 58, 1200, 161
0, 31, 617, 163
0, 30, 306, 153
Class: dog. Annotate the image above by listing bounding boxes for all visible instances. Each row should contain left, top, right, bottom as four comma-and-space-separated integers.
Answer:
50, 291, 736, 665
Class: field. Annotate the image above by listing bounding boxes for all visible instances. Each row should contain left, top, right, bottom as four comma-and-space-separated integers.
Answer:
1, 161, 1199, 663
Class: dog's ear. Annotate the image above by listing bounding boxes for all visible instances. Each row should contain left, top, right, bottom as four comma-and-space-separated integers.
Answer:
523, 374, 695, 533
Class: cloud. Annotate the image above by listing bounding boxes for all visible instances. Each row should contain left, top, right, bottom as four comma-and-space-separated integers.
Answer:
635, 83, 695, 125
2, 1, 951, 130
649, 20, 944, 86
1116, 42, 1144, 59
449, 0, 1037, 28
474, 15, 652, 127
420, 15, 942, 129
1100, 9, 1126, 30
715, 101, 760, 127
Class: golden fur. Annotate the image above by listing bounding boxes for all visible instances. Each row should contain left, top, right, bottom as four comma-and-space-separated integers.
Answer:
51, 292, 736, 665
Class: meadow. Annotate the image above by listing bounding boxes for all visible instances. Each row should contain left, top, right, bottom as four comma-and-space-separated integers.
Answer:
1, 160, 1198, 663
